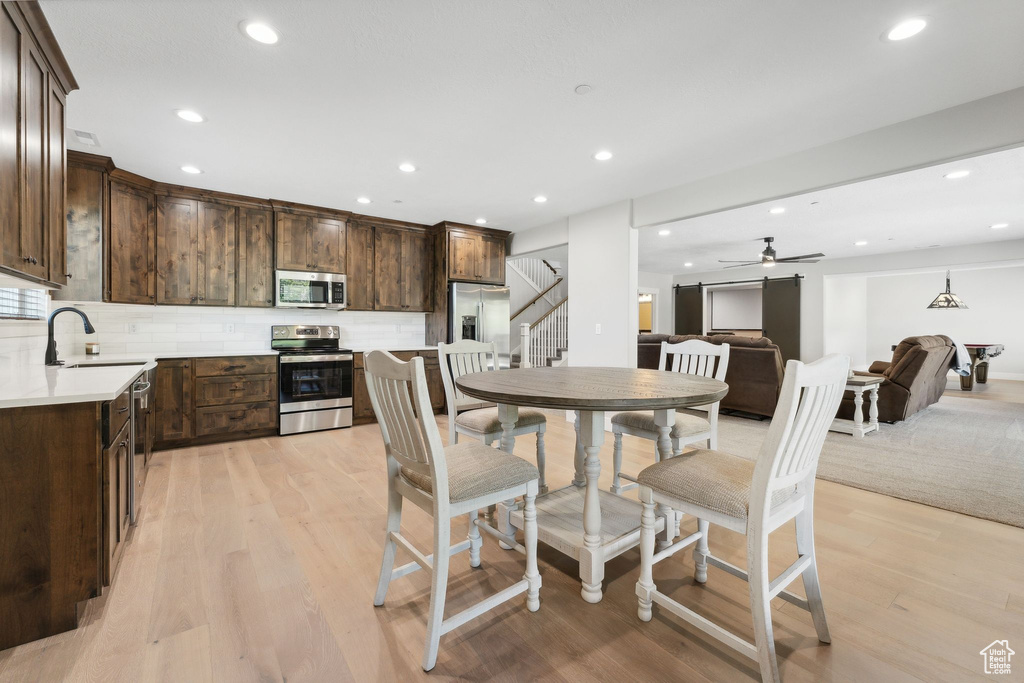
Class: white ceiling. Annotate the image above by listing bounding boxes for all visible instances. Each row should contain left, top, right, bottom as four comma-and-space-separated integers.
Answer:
639, 145, 1024, 273
43, 0, 1024, 231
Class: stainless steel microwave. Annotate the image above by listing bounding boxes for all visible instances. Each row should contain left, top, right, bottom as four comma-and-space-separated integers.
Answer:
275, 270, 347, 309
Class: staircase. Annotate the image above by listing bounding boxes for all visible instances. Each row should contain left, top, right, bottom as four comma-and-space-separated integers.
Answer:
508, 256, 568, 368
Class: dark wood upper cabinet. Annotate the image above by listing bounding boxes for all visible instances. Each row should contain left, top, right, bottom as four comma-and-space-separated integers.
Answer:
0, 3, 76, 286
53, 157, 105, 302
275, 212, 310, 270
46, 78, 66, 285
345, 221, 374, 310
374, 227, 403, 311
310, 217, 345, 272
196, 201, 237, 306
108, 181, 155, 304
237, 206, 274, 307
401, 229, 432, 311
155, 196, 198, 305
478, 234, 505, 284
447, 231, 478, 282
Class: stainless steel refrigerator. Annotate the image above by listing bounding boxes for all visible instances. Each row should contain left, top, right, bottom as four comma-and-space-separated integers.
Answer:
448, 282, 511, 368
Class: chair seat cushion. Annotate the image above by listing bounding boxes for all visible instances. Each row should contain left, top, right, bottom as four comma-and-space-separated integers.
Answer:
637, 449, 796, 520
400, 442, 539, 503
455, 407, 546, 434
611, 411, 710, 439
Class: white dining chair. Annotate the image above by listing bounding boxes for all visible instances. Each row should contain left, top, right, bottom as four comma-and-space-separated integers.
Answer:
635, 354, 849, 683
610, 339, 730, 494
438, 339, 548, 492
365, 350, 541, 671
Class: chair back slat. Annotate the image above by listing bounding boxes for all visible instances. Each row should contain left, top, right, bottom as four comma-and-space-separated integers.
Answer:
660, 340, 730, 414
438, 339, 498, 412
751, 355, 849, 504
364, 350, 447, 488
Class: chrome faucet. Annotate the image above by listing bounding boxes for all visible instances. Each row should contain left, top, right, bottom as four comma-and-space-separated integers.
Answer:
45, 307, 96, 366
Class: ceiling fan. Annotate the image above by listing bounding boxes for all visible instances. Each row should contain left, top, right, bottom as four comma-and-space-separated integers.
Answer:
717, 237, 824, 269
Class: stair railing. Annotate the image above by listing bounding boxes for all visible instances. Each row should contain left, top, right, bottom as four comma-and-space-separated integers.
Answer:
526, 297, 568, 368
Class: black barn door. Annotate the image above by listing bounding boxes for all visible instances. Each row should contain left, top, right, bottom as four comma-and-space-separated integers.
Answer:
674, 285, 703, 335
762, 277, 801, 362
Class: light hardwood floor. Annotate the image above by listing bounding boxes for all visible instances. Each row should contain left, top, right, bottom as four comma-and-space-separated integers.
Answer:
2, 387, 1023, 682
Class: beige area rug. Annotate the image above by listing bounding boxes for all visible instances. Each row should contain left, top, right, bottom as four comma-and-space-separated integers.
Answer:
713, 396, 1024, 528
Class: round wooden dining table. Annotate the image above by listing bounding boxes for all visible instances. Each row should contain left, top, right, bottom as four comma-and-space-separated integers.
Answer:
456, 366, 728, 603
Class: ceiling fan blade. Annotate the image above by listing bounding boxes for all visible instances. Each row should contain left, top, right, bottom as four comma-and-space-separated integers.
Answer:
721, 262, 761, 269
776, 253, 825, 262
718, 259, 760, 263
775, 259, 820, 264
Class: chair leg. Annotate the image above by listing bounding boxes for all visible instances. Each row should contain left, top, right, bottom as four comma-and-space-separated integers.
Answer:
450, 423, 458, 446
423, 516, 451, 672
671, 437, 680, 457
748, 531, 781, 683
497, 498, 516, 550
536, 428, 548, 494
523, 491, 541, 611
636, 490, 657, 622
611, 431, 624, 494
693, 518, 710, 584
468, 509, 482, 568
796, 505, 831, 643
373, 485, 403, 606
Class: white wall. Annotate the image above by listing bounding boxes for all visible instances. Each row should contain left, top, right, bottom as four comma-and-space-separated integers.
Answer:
675, 238, 1024, 363
822, 275, 868, 369
709, 288, 761, 330
509, 218, 568, 256
865, 266, 1024, 378
567, 201, 637, 367
638, 270, 673, 334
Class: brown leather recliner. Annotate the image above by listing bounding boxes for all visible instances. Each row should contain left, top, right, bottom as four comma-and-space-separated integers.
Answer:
637, 333, 785, 418
837, 335, 955, 423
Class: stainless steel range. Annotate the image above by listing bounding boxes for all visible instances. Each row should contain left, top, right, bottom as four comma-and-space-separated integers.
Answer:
272, 325, 353, 435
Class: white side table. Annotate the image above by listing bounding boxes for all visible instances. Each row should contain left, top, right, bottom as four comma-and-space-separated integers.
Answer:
830, 375, 884, 437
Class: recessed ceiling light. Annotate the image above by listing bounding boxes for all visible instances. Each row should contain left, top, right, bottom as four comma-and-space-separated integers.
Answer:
854, 240, 868, 246
180, 165, 201, 174
356, 197, 371, 204
944, 170, 970, 179
533, 196, 547, 203
990, 223, 1009, 229
683, 262, 693, 268
658, 229, 671, 236
593, 150, 613, 161
769, 207, 785, 214
574, 84, 592, 95
398, 163, 416, 173
886, 18, 927, 41
175, 109, 204, 123
475, 218, 487, 225
243, 21, 279, 44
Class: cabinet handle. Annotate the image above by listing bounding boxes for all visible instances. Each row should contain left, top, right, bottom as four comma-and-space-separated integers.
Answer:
229, 415, 245, 421
199, 296, 204, 301
31, 257, 37, 265
65, 273, 72, 278
118, 406, 130, 413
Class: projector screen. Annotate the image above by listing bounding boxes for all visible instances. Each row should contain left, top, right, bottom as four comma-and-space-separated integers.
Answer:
710, 288, 762, 330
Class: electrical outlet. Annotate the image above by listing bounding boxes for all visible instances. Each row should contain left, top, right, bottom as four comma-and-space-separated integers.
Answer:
226, 323, 235, 334
595, 323, 602, 335
127, 323, 138, 334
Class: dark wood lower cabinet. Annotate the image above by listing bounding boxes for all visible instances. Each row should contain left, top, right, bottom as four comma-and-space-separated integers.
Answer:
353, 349, 445, 424
154, 358, 192, 443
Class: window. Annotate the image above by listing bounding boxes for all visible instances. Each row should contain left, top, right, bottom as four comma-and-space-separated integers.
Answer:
0, 288, 47, 320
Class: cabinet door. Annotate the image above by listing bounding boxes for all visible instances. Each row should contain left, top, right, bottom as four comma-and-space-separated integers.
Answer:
154, 359, 193, 442
478, 234, 506, 284
156, 196, 198, 305
109, 182, 156, 303
0, 6, 20, 274
237, 207, 274, 307
197, 201, 237, 306
401, 229, 432, 311
345, 222, 374, 310
53, 164, 103, 302
352, 366, 375, 422
447, 231, 479, 281
420, 353, 446, 413
310, 217, 345, 272
46, 79, 66, 285
373, 227, 402, 311
275, 212, 310, 270
18, 40, 47, 279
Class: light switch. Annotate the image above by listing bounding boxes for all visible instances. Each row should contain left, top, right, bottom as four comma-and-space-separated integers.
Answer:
595, 323, 602, 335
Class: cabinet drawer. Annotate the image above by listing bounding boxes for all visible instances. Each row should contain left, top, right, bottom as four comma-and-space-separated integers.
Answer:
195, 373, 277, 407
193, 355, 277, 377
103, 387, 132, 446
195, 401, 277, 436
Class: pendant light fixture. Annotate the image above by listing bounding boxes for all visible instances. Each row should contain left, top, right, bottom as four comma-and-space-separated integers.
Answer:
926, 270, 968, 309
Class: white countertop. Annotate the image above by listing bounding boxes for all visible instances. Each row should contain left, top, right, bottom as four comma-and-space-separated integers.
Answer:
0, 359, 157, 409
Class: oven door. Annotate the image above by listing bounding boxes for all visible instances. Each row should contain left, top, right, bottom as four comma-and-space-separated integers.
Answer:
279, 353, 353, 413
276, 270, 335, 309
